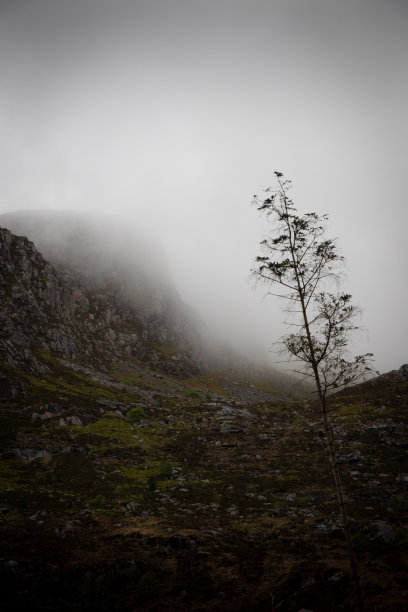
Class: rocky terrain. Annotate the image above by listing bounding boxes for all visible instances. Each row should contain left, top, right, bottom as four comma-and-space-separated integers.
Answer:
0, 223, 204, 378
0, 222, 407, 611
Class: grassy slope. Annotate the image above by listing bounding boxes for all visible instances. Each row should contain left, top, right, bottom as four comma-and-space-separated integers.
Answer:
0, 357, 407, 611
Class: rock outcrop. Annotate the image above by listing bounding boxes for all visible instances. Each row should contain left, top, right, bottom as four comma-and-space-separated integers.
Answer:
0, 225, 202, 376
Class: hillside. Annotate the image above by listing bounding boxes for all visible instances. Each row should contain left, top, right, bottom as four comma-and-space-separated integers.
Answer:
0, 222, 407, 611
0, 216, 206, 378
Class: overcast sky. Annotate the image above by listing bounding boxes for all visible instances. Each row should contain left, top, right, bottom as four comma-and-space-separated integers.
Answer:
0, 0, 407, 373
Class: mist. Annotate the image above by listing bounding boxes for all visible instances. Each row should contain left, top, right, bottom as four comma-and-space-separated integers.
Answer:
0, 0, 407, 373
0, 210, 170, 295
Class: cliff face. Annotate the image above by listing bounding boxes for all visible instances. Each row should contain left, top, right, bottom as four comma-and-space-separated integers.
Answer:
0, 226, 202, 377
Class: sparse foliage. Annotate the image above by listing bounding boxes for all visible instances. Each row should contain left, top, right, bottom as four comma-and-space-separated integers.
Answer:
252, 173, 373, 395
252, 172, 373, 611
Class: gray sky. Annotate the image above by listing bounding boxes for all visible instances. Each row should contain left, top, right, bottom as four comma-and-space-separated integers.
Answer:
0, 0, 407, 373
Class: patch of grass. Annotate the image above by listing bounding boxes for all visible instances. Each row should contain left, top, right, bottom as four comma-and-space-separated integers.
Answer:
15, 353, 137, 404
330, 402, 380, 422
390, 494, 407, 510
109, 364, 159, 391
0, 460, 25, 491
298, 495, 313, 507
180, 371, 231, 397
276, 469, 300, 482
26, 370, 135, 404
243, 374, 279, 394
273, 499, 290, 509
77, 416, 139, 447
116, 460, 173, 493
152, 343, 185, 361
127, 406, 146, 422
183, 389, 200, 399
157, 460, 173, 480
37, 347, 56, 362
232, 515, 291, 535
90, 494, 106, 508
261, 404, 287, 417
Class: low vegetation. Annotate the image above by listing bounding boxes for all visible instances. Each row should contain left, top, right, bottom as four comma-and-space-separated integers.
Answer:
1, 358, 407, 611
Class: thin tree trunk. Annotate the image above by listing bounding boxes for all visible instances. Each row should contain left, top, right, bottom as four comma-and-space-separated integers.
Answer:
303, 314, 364, 611
318, 394, 364, 612
279, 188, 364, 610
275, 176, 364, 610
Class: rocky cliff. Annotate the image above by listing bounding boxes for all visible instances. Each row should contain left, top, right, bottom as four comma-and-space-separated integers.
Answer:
0, 224, 202, 377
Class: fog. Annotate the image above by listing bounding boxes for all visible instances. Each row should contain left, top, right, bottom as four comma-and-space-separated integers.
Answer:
0, 0, 407, 373
0, 210, 170, 297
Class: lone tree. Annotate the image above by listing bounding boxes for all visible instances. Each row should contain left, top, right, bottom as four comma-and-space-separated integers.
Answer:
251, 172, 373, 611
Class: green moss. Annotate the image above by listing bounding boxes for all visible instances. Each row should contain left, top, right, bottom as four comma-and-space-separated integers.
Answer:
331, 402, 383, 422
27, 372, 134, 403
180, 371, 230, 397
78, 416, 139, 447
273, 500, 290, 509
276, 469, 300, 482
14, 353, 137, 404
117, 459, 173, 492
298, 495, 313, 507
0, 460, 25, 490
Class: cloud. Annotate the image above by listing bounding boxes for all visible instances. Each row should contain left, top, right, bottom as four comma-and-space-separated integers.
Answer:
0, 0, 407, 371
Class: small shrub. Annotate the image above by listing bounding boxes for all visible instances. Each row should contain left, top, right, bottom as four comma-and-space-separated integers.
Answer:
298, 495, 313, 507
395, 527, 408, 542
127, 406, 146, 422
90, 494, 106, 508
158, 461, 172, 480
390, 494, 407, 510
147, 474, 157, 491
273, 500, 289, 509
184, 389, 200, 399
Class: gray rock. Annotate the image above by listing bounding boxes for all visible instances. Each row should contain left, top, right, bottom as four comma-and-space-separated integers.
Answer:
31, 412, 42, 424
338, 451, 362, 464
3, 560, 19, 574
327, 571, 344, 584
66, 415, 83, 427
398, 364, 408, 379
14, 448, 51, 461
373, 521, 395, 543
